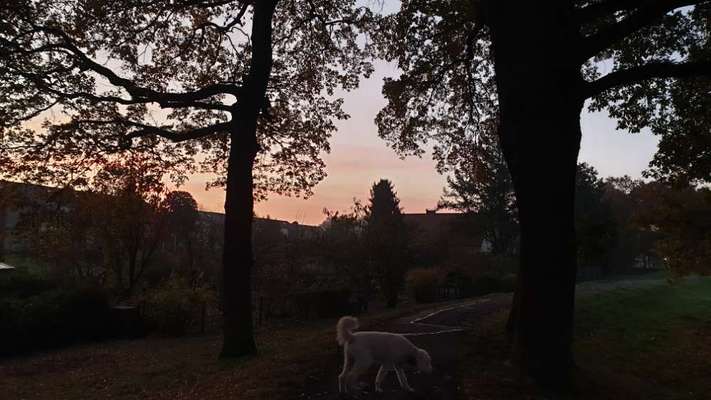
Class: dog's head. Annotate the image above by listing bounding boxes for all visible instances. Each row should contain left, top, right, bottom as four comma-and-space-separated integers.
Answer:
416, 348, 432, 373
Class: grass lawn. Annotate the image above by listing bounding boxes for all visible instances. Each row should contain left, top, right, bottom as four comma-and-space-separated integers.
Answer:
574, 277, 711, 400
459, 277, 711, 399
0, 299, 465, 400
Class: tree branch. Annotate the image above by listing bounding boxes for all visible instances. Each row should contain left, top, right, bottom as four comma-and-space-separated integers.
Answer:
68, 119, 231, 143
575, 0, 646, 23
15, 68, 232, 112
579, 0, 707, 61
36, 27, 241, 103
124, 120, 231, 142
584, 60, 711, 98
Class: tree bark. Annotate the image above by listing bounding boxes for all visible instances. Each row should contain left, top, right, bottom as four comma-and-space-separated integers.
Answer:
0, 204, 5, 263
220, 0, 278, 358
489, 1, 584, 391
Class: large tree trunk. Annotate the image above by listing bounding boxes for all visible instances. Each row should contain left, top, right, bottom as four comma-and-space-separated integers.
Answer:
0, 204, 5, 263
489, 1, 584, 391
220, 0, 278, 358
221, 117, 259, 357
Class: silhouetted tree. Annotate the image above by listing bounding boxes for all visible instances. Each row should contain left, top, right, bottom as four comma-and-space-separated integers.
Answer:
365, 179, 409, 308
0, 0, 374, 357
602, 176, 661, 272
164, 191, 199, 276
575, 163, 616, 272
439, 119, 517, 255
376, 0, 711, 388
321, 202, 370, 293
91, 157, 170, 295
633, 182, 711, 277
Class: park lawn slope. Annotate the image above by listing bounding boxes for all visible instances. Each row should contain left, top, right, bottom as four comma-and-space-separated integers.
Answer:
574, 277, 711, 400
459, 277, 711, 399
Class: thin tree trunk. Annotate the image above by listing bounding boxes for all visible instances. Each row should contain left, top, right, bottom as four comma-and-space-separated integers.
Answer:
489, 1, 584, 391
220, 0, 278, 358
0, 203, 5, 262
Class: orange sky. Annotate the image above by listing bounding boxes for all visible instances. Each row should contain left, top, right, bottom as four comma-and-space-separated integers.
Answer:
185, 62, 449, 225
183, 61, 660, 226
185, 144, 447, 226
21, 59, 659, 226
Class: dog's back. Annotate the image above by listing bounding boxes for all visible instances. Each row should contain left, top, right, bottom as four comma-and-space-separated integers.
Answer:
349, 331, 418, 365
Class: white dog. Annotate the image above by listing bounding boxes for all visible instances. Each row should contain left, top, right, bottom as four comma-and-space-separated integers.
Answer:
336, 316, 432, 393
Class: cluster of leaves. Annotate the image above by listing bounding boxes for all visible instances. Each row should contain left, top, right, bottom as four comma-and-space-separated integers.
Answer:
586, 3, 711, 186
374, 0, 496, 168
374, 0, 710, 190
575, 163, 617, 268
143, 275, 216, 336
632, 182, 711, 277
438, 120, 517, 255
0, 0, 377, 199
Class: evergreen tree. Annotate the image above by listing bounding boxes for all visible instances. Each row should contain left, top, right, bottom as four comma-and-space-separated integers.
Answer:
439, 120, 517, 255
365, 179, 409, 308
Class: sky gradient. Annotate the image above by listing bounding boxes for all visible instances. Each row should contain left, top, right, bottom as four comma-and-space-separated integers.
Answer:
185, 61, 660, 226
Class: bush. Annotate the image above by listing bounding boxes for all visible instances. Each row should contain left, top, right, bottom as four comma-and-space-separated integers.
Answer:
469, 275, 504, 296
442, 270, 474, 298
0, 284, 112, 356
500, 273, 517, 292
144, 278, 215, 336
407, 268, 441, 303
0, 270, 55, 300
290, 289, 352, 319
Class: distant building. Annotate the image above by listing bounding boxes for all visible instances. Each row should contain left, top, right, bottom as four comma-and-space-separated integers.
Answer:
0, 180, 78, 257
402, 209, 488, 268
197, 210, 319, 240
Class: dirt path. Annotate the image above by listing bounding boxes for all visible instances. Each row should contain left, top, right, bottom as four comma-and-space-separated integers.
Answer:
298, 277, 665, 400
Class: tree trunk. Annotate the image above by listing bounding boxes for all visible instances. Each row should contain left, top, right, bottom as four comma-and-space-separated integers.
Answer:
221, 117, 259, 357
489, 1, 584, 391
0, 204, 5, 263
220, 0, 278, 358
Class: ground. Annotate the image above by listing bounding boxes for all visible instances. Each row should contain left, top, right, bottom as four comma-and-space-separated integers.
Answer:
2, 275, 710, 400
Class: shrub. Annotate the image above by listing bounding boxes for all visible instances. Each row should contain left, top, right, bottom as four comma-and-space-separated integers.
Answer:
290, 289, 352, 319
500, 273, 517, 292
407, 268, 441, 303
440, 270, 474, 299
143, 278, 215, 336
0, 284, 112, 356
470, 275, 504, 296
0, 269, 55, 300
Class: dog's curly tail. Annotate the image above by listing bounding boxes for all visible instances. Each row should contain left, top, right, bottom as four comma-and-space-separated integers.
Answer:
336, 316, 359, 346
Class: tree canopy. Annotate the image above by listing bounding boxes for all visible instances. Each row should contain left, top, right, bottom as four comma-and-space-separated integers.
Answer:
438, 120, 517, 255
0, 0, 374, 197
375, 0, 711, 184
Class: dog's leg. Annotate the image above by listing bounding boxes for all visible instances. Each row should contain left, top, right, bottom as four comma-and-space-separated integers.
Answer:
394, 366, 415, 392
375, 364, 391, 392
338, 346, 351, 393
347, 356, 372, 393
